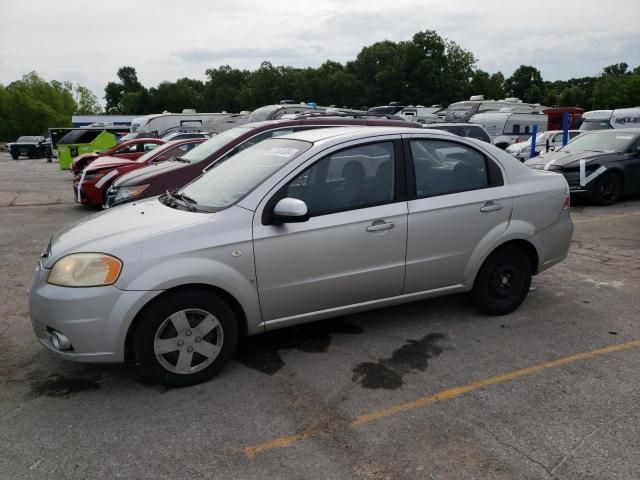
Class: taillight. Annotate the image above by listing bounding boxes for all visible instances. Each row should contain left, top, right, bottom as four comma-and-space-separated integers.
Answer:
563, 192, 571, 210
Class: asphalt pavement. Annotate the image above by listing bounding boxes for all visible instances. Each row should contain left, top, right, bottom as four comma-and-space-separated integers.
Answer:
1, 152, 639, 480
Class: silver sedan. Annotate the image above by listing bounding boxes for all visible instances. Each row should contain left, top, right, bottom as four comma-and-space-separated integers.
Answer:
29, 126, 573, 386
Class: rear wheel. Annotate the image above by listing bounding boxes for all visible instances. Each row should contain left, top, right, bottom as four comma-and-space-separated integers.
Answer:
591, 171, 622, 206
11, 152, 19, 160
134, 289, 238, 387
472, 245, 532, 315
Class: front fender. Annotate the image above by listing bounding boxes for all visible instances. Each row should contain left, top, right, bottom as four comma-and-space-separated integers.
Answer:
116, 256, 263, 335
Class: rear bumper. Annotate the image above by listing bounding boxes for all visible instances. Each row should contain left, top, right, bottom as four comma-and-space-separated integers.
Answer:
533, 210, 574, 274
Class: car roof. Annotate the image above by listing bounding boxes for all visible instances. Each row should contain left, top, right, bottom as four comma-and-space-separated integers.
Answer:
276, 126, 454, 143
427, 123, 483, 128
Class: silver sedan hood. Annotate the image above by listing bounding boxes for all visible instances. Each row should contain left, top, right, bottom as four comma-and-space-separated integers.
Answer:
45, 198, 208, 267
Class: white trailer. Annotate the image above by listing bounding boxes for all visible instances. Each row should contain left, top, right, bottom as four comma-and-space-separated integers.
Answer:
611, 107, 640, 128
130, 111, 232, 136
580, 108, 640, 131
445, 96, 546, 123
469, 110, 548, 149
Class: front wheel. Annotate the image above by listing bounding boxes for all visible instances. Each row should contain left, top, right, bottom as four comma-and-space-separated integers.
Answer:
591, 171, 622, 206
134, 290, 238, 387
11, 153, 19, 160
472, 245, 532, 315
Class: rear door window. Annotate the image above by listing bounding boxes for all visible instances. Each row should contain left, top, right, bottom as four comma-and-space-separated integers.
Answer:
409, 139, 502, 197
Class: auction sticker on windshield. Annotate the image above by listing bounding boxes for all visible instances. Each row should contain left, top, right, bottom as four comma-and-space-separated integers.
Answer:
264, 147, 299, 157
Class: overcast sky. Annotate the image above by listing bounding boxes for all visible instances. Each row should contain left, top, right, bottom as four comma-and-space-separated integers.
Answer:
1, 0, 639, 102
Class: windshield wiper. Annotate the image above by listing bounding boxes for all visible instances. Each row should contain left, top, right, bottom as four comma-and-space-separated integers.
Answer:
175, 192, 198, 205
174, 192, 199, 212
171, 156, 190, 163
164, 190, 197, 212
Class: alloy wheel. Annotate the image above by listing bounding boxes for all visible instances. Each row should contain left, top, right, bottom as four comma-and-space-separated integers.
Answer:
153, 308, 224, 375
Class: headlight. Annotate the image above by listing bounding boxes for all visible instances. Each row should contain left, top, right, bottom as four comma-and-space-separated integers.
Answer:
114, 184, 149, 202
82, 170, 106, 180
48, 253, 122, 287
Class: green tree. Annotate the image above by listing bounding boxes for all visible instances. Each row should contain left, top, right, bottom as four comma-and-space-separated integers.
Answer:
104, 66, 148, 114
505, 65, 545, 102
74, 85, 102, 114
0, 72, 77, 140
466, 70, 505, 100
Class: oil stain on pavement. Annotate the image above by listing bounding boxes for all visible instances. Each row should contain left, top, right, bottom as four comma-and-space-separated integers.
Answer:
30, 373, 101, 398
352, 333, 448, 389
235, 317, 363, 375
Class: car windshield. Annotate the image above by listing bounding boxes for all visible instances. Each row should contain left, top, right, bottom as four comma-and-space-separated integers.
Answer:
522, 131, 553, 145
560, 131, 637, 153
135, 143, 170, 163
178, 126, 251, 163
179, 138, 311, 210
579, 120, 611, 131
17, 136, 37, 142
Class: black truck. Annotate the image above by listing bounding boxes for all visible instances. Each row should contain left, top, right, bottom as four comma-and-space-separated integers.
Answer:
9, 136, 51, 160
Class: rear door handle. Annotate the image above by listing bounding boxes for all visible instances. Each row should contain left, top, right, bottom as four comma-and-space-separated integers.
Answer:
480, 201, 503, 213
366, 221, 395, 232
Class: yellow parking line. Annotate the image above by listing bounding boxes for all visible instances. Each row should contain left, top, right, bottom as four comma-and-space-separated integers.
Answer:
244, 339, 640, 458
573, 210, 640, 224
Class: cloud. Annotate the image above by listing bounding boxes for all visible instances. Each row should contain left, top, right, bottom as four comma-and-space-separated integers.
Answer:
0, 0, 638, 97
174, 47, 315, 64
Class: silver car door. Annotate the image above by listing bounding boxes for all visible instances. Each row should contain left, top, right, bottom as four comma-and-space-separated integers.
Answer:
403, 136, 513, 293
253, 140, 408, 322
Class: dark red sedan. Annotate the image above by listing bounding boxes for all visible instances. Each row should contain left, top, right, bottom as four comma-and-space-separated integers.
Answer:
105, 116, 421, 208
73, 138, 205, 206
70, 138, 166, 175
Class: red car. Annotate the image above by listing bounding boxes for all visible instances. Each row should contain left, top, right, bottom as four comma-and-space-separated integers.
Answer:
70, 138, 166, 175
73, 138, 205, 206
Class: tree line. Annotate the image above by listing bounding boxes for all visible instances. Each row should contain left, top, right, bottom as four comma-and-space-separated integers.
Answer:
0, 72, 101, 141
2, 29, 640, 140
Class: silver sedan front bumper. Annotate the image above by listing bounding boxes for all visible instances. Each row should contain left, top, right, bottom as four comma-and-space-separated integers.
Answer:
28, 266, 161, 363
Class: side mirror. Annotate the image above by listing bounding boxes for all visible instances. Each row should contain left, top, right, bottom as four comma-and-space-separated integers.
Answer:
270, 198, 309, 224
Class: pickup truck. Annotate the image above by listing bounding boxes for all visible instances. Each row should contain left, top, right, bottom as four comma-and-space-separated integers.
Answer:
10, 136, 51, 160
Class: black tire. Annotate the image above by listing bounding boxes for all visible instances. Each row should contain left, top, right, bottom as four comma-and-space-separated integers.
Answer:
591, 171, 622, 206
472, 245, 532, 315
11, 153, 19, 160
134, 289, 238, 387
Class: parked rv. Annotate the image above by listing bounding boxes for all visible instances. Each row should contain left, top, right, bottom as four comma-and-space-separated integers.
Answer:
204, 112, 252, 133
129, 112, 232, 137
580, 108, 640, 131
611, 108, 640, 128
444, 96, 546, 123
469, 111, 548, 149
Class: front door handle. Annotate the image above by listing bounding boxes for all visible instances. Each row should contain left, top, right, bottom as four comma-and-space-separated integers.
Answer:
480, 201, 503, 213
366, 221, 395, 232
